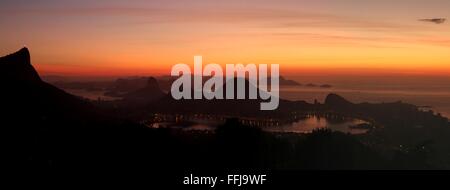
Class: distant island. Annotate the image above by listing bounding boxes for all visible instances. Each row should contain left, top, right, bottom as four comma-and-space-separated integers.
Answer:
2, 48, 450, 175
48, 75, 333, 101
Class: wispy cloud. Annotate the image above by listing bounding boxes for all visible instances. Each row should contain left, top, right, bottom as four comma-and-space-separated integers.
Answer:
418, 18, 446, 24
1, 5, 411, 30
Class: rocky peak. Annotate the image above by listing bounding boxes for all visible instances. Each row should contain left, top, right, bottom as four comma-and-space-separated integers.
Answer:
0, 47, 41, 83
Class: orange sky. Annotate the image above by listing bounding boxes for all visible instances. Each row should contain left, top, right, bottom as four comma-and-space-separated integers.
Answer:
1, 0, 450, 76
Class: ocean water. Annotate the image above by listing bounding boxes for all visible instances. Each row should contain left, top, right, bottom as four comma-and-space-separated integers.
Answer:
281, 75, 450, 119
264, 116, 369, 134
64, 89, 121, 101
60, 75, 450, 119
150, 116, 369, 134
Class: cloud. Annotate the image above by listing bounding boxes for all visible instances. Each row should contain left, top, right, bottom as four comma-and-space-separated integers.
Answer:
2, 5, 409, 30
419, 18, 446, 24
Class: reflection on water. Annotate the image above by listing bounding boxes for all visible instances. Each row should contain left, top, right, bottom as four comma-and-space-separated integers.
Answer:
150, 116, 370, 135
279, 79, 450, 119
264, 116, 369, 134
64, 89, 121, 101
151, 122, 215, 131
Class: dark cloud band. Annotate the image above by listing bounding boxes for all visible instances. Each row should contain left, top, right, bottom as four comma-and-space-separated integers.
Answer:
419, 18, 446, 24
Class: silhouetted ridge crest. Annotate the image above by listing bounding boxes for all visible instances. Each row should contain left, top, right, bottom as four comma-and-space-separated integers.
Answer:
325, 93, 353, 107
145, 77, 161, 90
1, 48, 97, 119
0, 47, 41, 82
123, 77, 166, 102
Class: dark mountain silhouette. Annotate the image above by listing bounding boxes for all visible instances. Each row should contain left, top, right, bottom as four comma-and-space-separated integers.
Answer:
104, 77, 149, 97
325, 93, 353, 108
150, 77, 271, 116
98, 72, 448, 130
123, 77, 165, 103
320, 84, 332, 88
3, 47, 450, 178
279, 76, 301, 86
153, 75, 302, 92
1, 48, 150, 172
1, 48, 385, 174
1, 48, 95, 118
306, 83, 317, 87
129, 77, 314, 119
0, 47, 41, 83
100, 75, 304, 98
324, 93, 448, 129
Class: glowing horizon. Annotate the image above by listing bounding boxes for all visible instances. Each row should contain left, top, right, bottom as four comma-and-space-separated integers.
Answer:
1, 0, 450, 76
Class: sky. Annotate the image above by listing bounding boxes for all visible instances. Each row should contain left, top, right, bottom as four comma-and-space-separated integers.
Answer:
1, 0, 450, 76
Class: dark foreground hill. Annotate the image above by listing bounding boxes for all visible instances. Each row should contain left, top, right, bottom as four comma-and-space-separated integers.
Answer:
0, 48, 154, 172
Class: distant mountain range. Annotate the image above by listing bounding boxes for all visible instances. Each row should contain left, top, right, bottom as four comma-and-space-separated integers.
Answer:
46, 74, 333, 96
2, 48, 449, 174
1, 48, 41, 82
122, 77, 166, 104
2, 48, 446, 124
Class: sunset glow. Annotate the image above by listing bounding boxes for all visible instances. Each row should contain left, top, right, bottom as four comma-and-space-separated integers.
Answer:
1, 0, 450, 76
